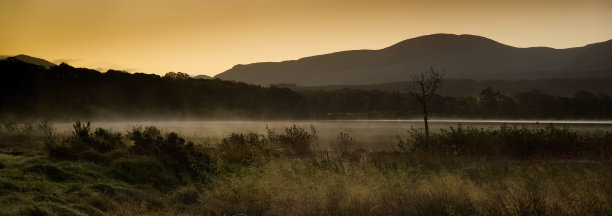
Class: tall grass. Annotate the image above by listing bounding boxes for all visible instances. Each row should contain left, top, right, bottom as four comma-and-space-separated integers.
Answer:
0, 121, 610, 215
219, 132, 278, 165
199, 159, 611, 216
0, 121, 54, 151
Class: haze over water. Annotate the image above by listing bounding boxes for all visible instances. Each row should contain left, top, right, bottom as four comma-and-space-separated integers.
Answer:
52, 120, 612, 151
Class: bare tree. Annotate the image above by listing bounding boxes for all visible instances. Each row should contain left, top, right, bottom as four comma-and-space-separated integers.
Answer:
411, 67, 444, 140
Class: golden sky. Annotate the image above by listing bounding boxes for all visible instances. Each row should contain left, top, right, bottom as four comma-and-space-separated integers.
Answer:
1, 0, 611, 76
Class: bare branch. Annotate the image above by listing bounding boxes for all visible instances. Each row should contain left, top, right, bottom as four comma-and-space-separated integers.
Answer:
409, 66, 444, 139
410, 67, 444, 104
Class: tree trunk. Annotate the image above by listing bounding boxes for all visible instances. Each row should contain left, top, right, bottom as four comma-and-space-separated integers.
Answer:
423, 102, 429, 149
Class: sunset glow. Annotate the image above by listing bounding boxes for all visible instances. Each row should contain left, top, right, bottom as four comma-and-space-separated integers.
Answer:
1, 0, 611, 76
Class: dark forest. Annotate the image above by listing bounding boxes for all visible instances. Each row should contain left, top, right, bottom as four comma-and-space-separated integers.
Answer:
2, 58, 611, 120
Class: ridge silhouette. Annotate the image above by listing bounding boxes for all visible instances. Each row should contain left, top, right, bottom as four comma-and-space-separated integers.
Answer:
1, 54, 56, 69
215, 34, 612, 86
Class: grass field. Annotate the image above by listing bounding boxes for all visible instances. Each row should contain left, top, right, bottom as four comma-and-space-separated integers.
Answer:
0, 121, 610, 215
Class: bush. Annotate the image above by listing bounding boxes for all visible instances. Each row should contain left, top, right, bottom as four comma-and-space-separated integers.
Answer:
219, 132, 275, 165
91, 128, 123, 153
0, 121, 51, 149
110, 158, 181, 190
397, 124, 610, 159
582, 130, 612, 159
277, 125, 317, 155
126, 126, 162, 156
127, 126, 216, 182
333, 132, 357, 157
397, 126, 425, 153
437, 124, 491, 156
45, 121, 125, 161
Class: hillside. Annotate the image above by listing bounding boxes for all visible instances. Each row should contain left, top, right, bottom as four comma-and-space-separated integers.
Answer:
215, 34, 612, 86
1, 54, 56, 69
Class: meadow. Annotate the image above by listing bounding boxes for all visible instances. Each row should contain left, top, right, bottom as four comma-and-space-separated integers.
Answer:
0, 121, 610, 215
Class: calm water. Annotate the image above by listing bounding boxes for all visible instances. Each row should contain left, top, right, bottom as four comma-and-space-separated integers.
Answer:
53, 120, 612, 151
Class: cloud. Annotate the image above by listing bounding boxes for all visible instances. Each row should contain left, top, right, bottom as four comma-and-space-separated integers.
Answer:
94, 67, 108, 72
95, 65, 139, 73
52, 58, 81, 64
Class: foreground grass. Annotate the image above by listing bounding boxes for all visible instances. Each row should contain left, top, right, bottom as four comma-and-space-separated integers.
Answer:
0, 121, 610, 215
204, 158, 611, 215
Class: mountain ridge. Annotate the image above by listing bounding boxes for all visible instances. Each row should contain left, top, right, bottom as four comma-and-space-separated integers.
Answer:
215, 33, 612, 86
1, 54, 57, 69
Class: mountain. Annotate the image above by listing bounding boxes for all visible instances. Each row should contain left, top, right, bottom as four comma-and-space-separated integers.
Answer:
566, 39, 612, 71
215, 34, 612, 86
1, 54, 56, 69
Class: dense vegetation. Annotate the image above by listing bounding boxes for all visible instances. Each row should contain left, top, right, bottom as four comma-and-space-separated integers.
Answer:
277, 77, 612, 98
2, 58, 612, 120
0, 121, 611, 215
0, 59, 305, 119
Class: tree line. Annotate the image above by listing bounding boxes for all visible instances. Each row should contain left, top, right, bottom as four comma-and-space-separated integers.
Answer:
1, 58, 611, 120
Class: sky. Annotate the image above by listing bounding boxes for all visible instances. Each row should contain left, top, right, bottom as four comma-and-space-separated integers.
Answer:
1, 0, 611, 76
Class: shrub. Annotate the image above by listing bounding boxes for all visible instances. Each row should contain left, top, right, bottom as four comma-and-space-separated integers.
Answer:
110, 158, 181, 190
397, 124, 607, 159
219, 132, 275, 165
127, 126, 216, 182
437, 124, 490, 156
583, 130, 612, 159
397, 126, 426, 153
0, 121, 46, 148
77, 150, 108, 163
277, 125, 317, 155
127, 126, 162, 156
45, 121, 125, 161
333, 132, 355, 156
91, 128, 123, 153
1, 121, 18, 132
45, 140, 79, 160
312, 151, 346, 173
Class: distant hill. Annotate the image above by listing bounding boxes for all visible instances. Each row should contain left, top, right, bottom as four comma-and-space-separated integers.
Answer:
215, 34, 612, 86
566, 39, 612, 71
1, 54, 56, 69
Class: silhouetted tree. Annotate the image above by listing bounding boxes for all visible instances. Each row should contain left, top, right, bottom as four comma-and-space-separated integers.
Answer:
411, 67, 444, 140
479, 87, 518, 117
479, 87, 498, 112
163, 72, 191, 80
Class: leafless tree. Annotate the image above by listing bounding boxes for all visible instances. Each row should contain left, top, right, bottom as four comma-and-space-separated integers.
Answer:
411, 67, 444, 140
